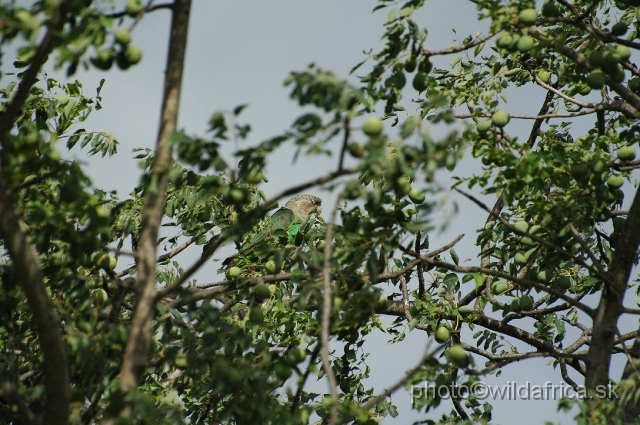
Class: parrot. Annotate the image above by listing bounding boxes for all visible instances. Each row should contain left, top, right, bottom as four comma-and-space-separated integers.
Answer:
222, 194, 322, 268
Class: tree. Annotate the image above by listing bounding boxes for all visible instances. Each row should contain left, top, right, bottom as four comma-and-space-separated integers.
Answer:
1, 0, 640, 424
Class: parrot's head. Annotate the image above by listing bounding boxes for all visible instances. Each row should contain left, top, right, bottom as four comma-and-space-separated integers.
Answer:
285, 194, 322, 221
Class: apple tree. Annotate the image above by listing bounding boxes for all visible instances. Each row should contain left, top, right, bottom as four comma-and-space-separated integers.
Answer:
1, 0, 640, 424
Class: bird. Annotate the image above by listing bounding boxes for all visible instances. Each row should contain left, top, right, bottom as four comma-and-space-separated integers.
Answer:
222, 194, 322, 268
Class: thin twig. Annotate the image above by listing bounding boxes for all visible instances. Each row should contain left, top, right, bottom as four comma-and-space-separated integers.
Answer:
321, 195, 341, 425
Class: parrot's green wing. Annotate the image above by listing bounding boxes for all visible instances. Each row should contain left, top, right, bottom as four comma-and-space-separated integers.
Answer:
222, 208, 297, 267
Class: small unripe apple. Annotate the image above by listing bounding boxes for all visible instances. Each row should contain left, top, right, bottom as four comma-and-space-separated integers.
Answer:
226, 266, 242, 279
435, 326, 450, 343
362, 117, 383, 137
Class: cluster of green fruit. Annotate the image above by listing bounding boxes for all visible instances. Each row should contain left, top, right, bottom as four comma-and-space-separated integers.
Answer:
476, 110, 511, 137
585, 45, 630, 89
393, 175, 426, 204
494, 9, 539, 54
404, 56, 433, 93
92, 252, 117, 270
569, 149, 633, 199
90, 0, 144, 71
91, 37, 142, 71
532, 269, 572, 291
496, 31, 536, 54
508, 294, 534, 312
357, 117, 426, 204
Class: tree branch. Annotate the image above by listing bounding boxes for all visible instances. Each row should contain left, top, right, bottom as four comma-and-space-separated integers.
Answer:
321, 195, 341, 425
587, 184, 640, 392
119, 0, 191, 392
0, 183, 70, 424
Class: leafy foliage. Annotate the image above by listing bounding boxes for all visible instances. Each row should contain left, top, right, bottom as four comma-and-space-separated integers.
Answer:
1, 1, 640, 425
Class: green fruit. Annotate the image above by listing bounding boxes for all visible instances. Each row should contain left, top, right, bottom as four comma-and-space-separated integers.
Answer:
385, 71, 406, 89
570, 164, 589, 180
348, 143, 365, 158
174, 355, 188, 369
542, 2, 561, 17
125, 0, 143, 16
538, 70, 551, 83
518, 9, 538, 25
288, 348, 306, 364
229, 189, 245, 202
537, 269, 550, 282
588, 51, 605, 68
629, 78, 640, 94
91, 50, 113, 70
249, 306, 264, 324
246, 168, 263, 184
114, 28, 131, 45
603, 51, 622, 68
611, 66, 625, 84
107, 256, 117, 270
124, 45, 143, 65
491, 282, 510, 295
377, 295, 389, 310
93, 288, 108, 304
607, 174, 624, 188
519, 296, 533, 311
435, 327, 450, 343
419, 58, 433, 74
516, 35, 535, 52
408, 187, 426, 204
476, 120, 492, 133
616, 44, 631, 59
396, 176, 411, 196
496, 32, 513, 49
514, 220, 529, 233
274, 362, 292, 380
265, 260, 279, 274
458, 305, 475, 314
554, 275, 571, 290
578, 84, 592, 96
404, 56, 417, 72
611, 22, 628, 36
93, 252, 109, 267
252, 284, 271, 301
447, 345, 469, 368
615, 0, 630, 9
514, 251, 528, 264
510, 297, 522, 312
362, 117, 383, 137
226, 266, 242, 279
491, 110, 510, 127
590, 158, 608, 173
586, 69, 605, 89
617, 146, 636, 161
412, 71, 429, 92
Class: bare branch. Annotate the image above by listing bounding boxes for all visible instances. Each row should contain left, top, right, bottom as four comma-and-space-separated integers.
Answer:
421, 32, 494, 57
